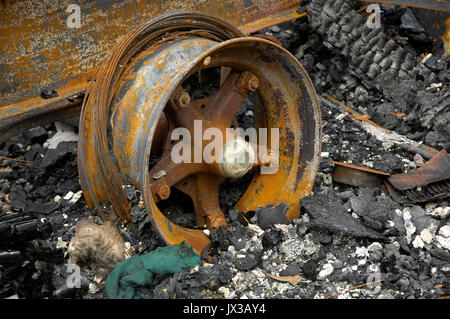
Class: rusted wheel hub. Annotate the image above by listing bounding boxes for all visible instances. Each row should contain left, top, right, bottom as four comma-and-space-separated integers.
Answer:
78, 12, 322, 254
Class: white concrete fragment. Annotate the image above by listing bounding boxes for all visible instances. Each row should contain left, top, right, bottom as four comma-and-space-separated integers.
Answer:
435, 236, 450, 251
403, 210, 416, 243
247, 223, 264, 236
274, 224, 290, 234
355, 246, 369, 258
412, 235, 424, 249
89, 283, 100, 294
385, 220, 395, 228
63, 191, 74, 201
425, 206, 450, 219
318, 263, 334, 278
218, 287, 231, 298
368, 242, 383, 252
43, 121, 78, 149
438, 225, 450, 238
336, 112, 348, 121
69, 190, 83, 204
420, 229, 433, 244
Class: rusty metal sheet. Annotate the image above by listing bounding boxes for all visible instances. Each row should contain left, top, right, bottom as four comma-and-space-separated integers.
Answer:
331, 161, 390, 188
385, 150, 450, 203
0, 0, 304, 109
389, 149, 450, 191
0, 85, 85, 144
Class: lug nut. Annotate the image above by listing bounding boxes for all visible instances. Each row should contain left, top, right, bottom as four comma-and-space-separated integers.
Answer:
248, 77, 259, 91
154, 185, 170, 201
237, 71, 259, 93
170, 87, 191, 110
174, 91, 190, 109
259, 152, 272, 167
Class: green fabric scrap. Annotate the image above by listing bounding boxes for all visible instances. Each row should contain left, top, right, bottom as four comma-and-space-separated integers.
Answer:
105, 241, 202, 299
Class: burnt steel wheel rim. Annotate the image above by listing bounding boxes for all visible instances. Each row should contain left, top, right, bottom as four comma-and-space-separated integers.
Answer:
78, 12, 322, 255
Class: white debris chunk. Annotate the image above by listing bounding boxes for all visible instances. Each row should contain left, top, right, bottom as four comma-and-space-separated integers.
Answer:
412, 235, 424, 249
420, 229, 433, 244
227, 245, 236, 255
403, 210, 416, 243
385, 220, 395, 228
421, 53, 432, 64
69, 190, 83, 204
56, 237, 67, 249
89, 283, 100, 294
368, 242, 383, 252
43, 121, 78, 149
94, 275, 103, 284
435, 236, 450, 251
318, 263, 334, 278
247, 223, 264, 236
189, 265, 200, 274
218, 287, 231, 298
152, 170, 166, 180
355, 246, 369, 258
336, 112, 348, 121
274, 224, 290, 234
425, 205, 450, 219
438, 225, 450, 238
63, 191, 74, 201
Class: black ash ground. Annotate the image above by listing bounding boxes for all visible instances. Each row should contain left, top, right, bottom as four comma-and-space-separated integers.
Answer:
0, 1, 449, 299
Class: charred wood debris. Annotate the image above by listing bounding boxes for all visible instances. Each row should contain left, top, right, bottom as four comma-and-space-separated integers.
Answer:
0, 0, 449, 299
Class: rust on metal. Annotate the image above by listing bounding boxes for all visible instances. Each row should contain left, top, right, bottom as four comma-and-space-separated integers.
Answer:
147, 70, 262, 228
386, 150, 450, 203
389, 150, 450, 190
331, 161, 390, 188
446, 17, 450, 54
0, 0, 304, 109
0, 86, 85, 144
78, 12, 321, 254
